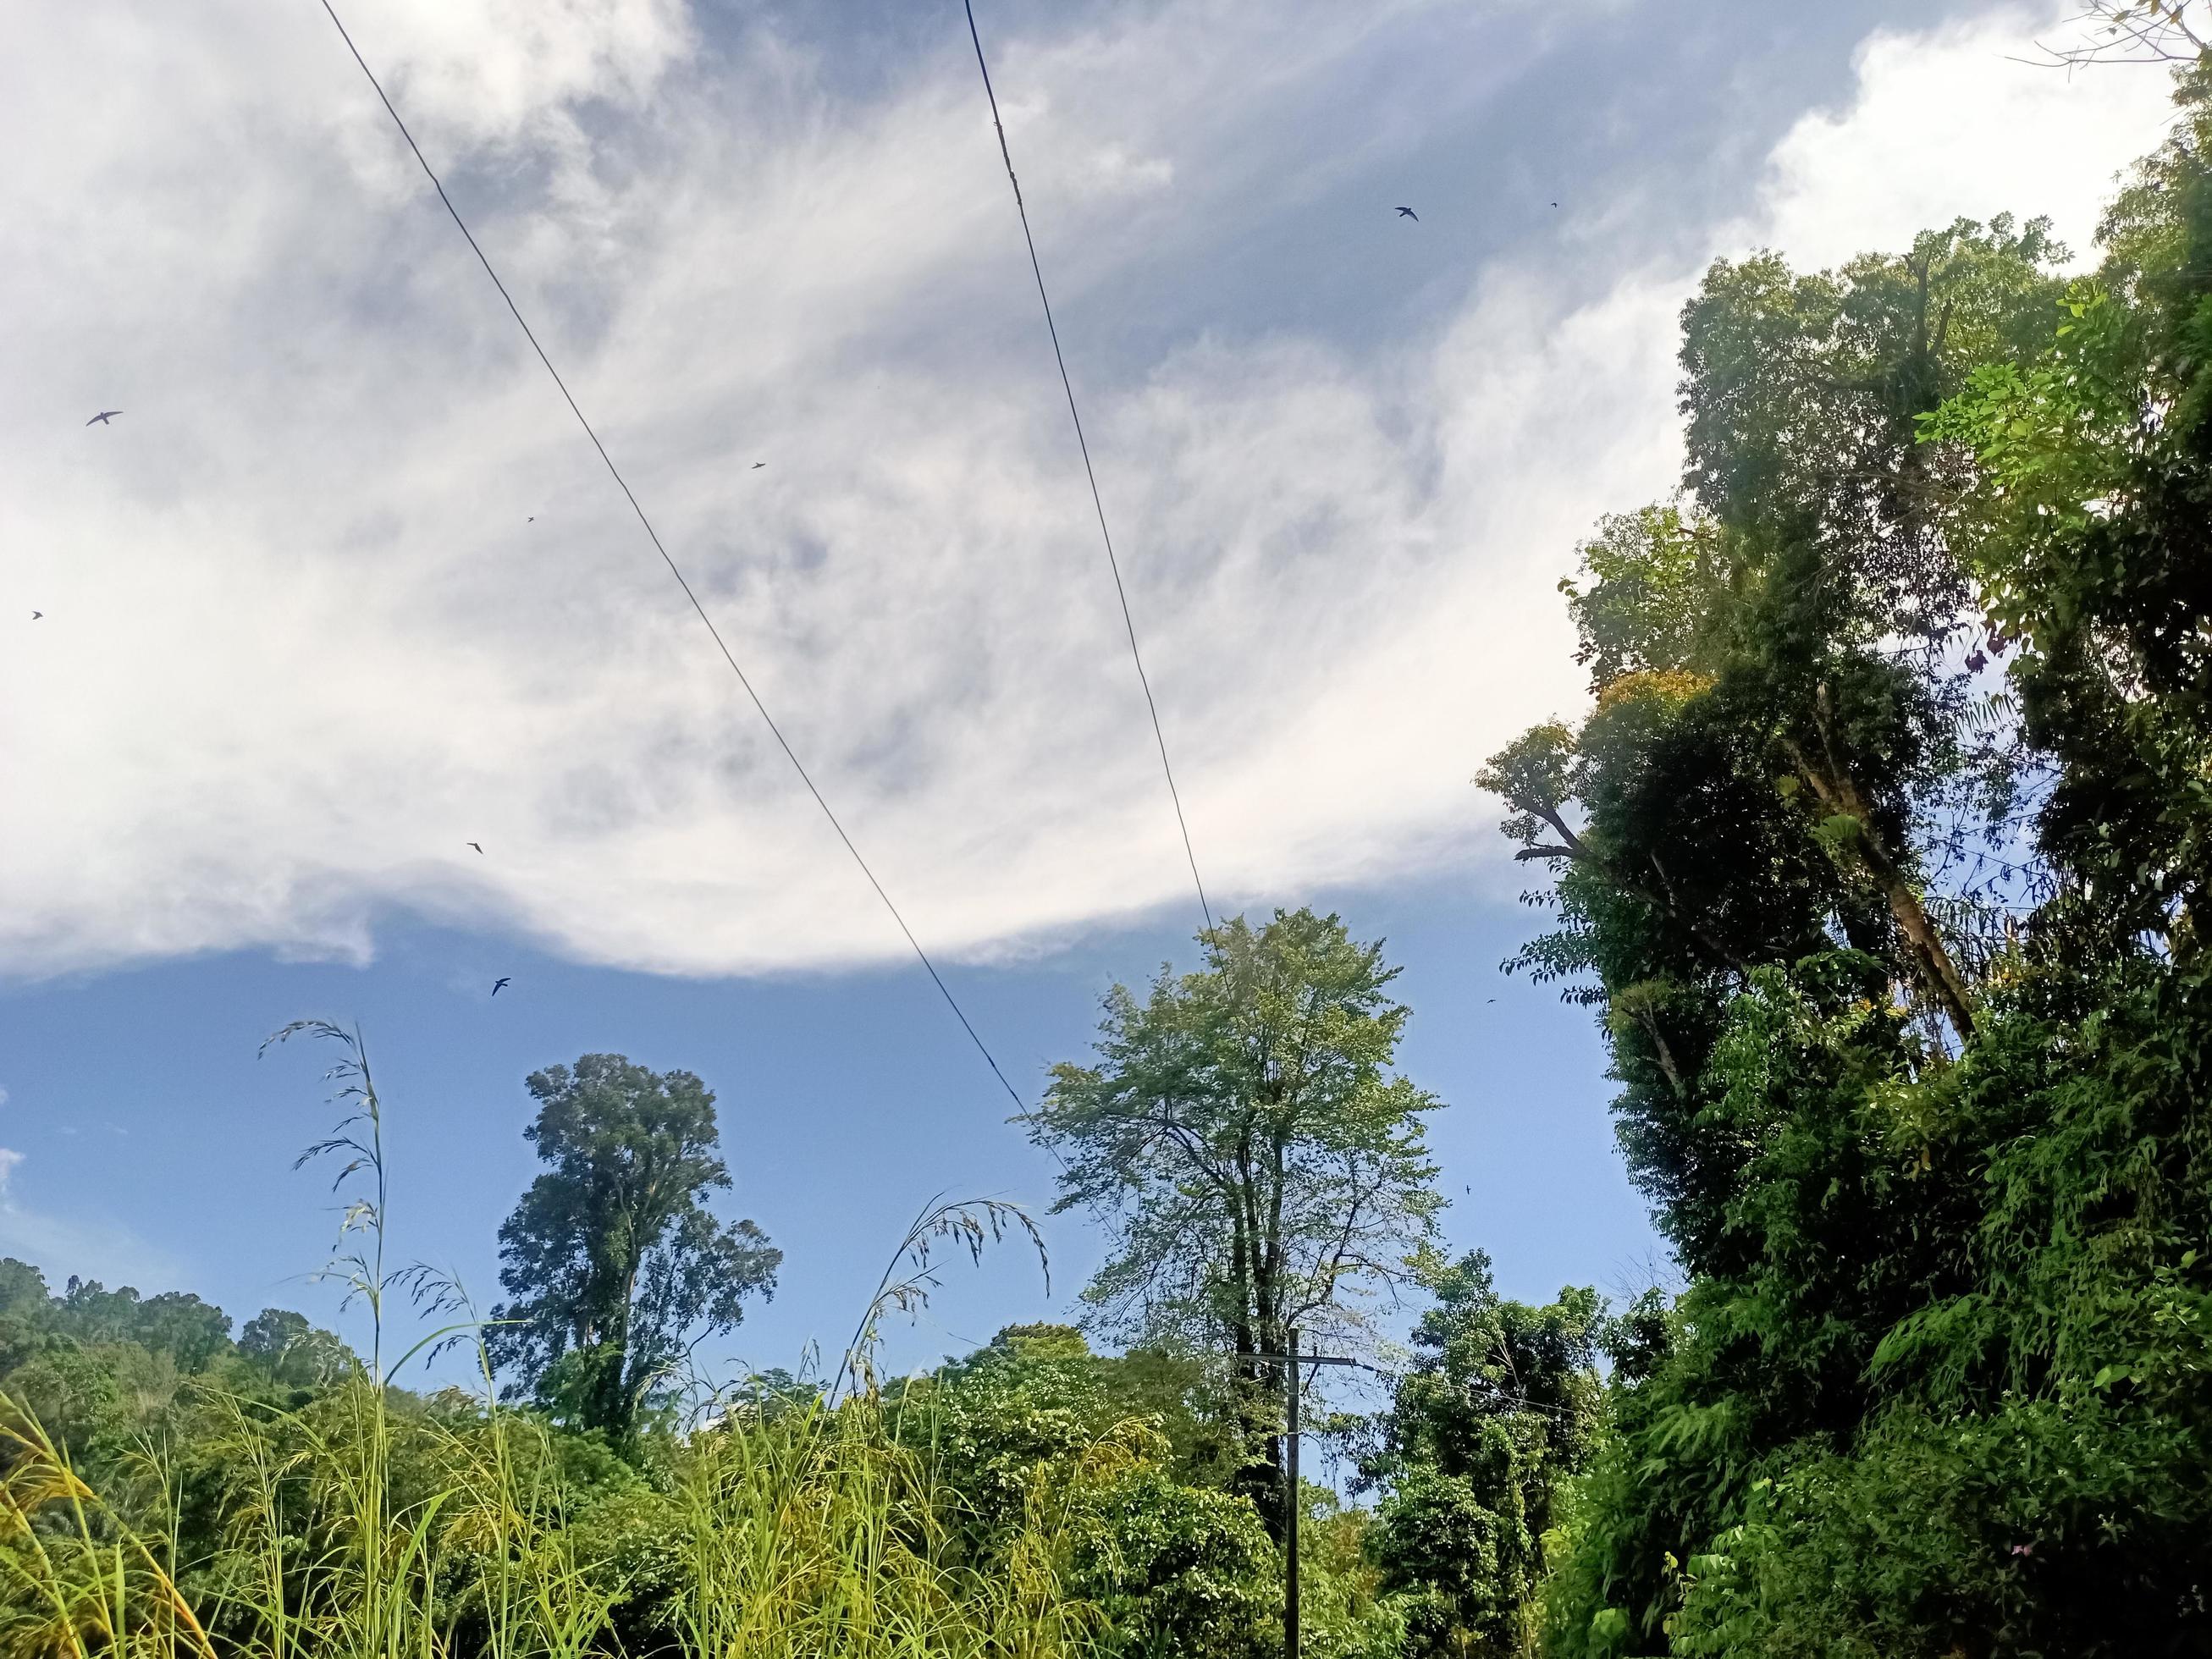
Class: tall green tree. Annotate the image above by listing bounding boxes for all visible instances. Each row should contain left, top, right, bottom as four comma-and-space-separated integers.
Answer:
1480, 214, 2066, 1280
1358, 1254, 1607, 1659
488, 1054, 781, 1442
1034, 908, 1444, 1527
1486, 219, 2069, 1652
1498, 57, 2212, 1659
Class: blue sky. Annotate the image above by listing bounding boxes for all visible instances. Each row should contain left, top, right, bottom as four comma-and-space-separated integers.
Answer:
0, 0, 2177, 1392
0, 871, 1650, 1386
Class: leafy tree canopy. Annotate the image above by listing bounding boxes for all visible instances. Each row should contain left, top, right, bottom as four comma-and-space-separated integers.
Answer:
488, 1054, 781, 1443
1034, 909, 1445, 1529
1498, 56, 2212, 1659
1037, 910, 1445, 1364
1358, 1254, 1608, 1659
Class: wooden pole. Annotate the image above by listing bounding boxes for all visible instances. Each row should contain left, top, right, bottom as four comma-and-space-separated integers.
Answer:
1285, 1326, 1299, 1659
1249, 1339, 1367, 1659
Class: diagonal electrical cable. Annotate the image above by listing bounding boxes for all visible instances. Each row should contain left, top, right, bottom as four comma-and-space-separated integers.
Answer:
961, 0, 1215, 939
315, 0, 1029, 1116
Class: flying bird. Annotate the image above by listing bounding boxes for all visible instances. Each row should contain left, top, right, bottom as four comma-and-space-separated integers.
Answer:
1395, 206, 1418, 221
30, 612, 41, 620
752, 461, 766, 470
491, 977, 511, 997
466, 841, 483, 854
86, 411, 121, 426
1551, 201, 1559, 208
527, 515, 535, 522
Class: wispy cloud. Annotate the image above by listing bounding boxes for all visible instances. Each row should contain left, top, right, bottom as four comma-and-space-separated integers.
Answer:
1752, 3, 2178, 270
0, 0, 2169, 981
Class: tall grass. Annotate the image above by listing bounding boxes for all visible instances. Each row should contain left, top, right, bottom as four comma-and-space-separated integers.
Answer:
663, 1388, 1100, 1659
0, 1398, 214, 1658
0, 1022, 1096, 1659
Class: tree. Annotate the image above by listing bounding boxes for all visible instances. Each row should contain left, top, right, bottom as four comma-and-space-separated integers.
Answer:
1358, 1255, 1607, 1659
238, 1308, 356, 1388
1480, 217, 2070, 1277
488, 1054, 781, 1442
1509, 61, 2212, 1659
890, 1323, 1243, 1544
1487, 223, 2066, 1656
0, 1259, 48, 1319
1034, 908, 1444, 1528
885, 1322, 1400, 1659
52, 1278, 234, 1374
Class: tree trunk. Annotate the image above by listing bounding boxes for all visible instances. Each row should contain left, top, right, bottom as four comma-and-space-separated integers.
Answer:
1785, 691, 1976, 1043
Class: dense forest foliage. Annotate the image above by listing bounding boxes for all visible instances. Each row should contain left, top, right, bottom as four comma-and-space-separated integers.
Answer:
1483, 51, 2212, 1659
14, 36, 2212, 1659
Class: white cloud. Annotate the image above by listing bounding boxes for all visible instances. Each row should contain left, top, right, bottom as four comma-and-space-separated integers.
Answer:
1752, 3, 2179, 269
0, 0, 2176, 980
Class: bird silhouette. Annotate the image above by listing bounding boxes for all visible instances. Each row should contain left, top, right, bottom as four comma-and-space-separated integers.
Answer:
86, 411, 121, 426
30, 611, 41, 620
752, 461, 766, 470
466, 841, 483, 854
1550, 201, 1559, 208
527, 515, 534, 522
491, 977, 511, 996
1395, 206, 1418, 221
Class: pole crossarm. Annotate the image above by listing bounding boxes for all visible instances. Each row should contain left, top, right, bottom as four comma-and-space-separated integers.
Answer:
1239, 1339, 1398, 1659
1247, 1352, 1387, 1375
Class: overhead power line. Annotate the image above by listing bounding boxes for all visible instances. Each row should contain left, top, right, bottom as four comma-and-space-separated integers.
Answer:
961, 0, 1216, 939
314, 0, 1027, 1116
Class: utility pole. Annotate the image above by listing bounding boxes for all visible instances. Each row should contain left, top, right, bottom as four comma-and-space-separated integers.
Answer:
1249, 1331, 1368, 1659
1286, 1327, 1299, 1659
